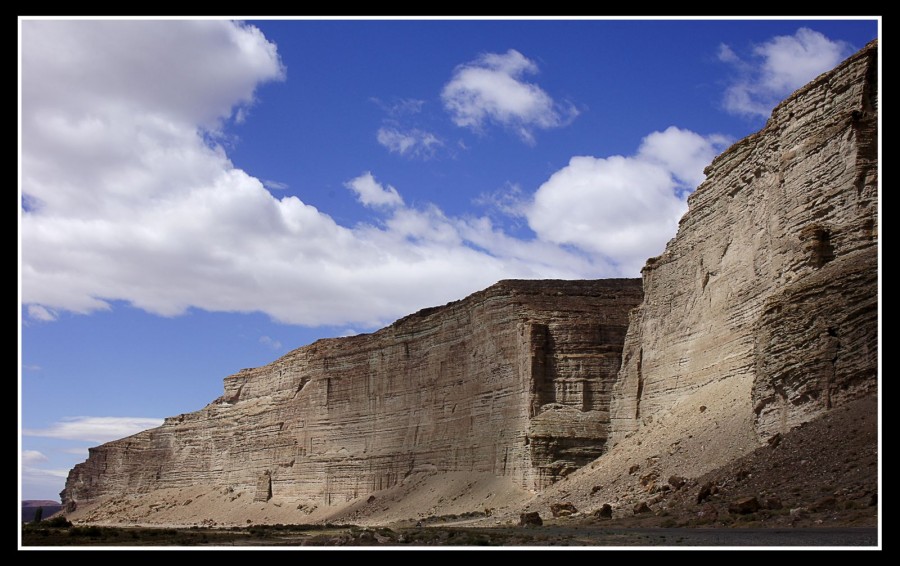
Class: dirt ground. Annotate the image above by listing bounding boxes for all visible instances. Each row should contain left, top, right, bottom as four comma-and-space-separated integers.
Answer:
62, 384, 879, 548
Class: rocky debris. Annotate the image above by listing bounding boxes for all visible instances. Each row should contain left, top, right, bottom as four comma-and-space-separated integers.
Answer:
767, 433, 782, 448
639, 471, 659, 489
810, 496, 837, 512
519, 512, 543, 527
668, 475, 686, 490
633, 502, 651, 514
590, 485, 603, 495
728, 497, 761, 515
697, 482, 718, 504
593, 504, 613, 519
697, 503, 718, 521
550, 502, 577, 518
515, 378, 877, 531
628, 464, 640, 475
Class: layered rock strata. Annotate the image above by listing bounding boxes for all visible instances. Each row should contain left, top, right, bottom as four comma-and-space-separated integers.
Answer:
60, 41, 878, 521
609, 40, 877, 443
63, 279, 642, 508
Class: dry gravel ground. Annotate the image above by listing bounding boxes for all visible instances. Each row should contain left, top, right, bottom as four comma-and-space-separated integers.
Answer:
64, 385, 878, 547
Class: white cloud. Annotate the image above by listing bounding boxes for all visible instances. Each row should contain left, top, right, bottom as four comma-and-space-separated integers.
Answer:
720, 28, 853, 118
377, 127, 443, 159
22, 466, 71, 482
345, 172, 405, 209
717, 43, 740, 65
527, 127, 728, 275
475, 182, 528, 219
259, 335, 282, 350
22, 450, 48, 464
441, 49, 577, 144
27, 305, 56, 322
638, 128, 732, 189
23, 364, 42, 372
21, 20, 283, 132
22, 463, 71, 501
20, 20, 728, 331
24, 417, 164, 443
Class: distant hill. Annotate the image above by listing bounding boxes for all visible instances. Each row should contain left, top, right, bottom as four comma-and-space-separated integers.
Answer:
22, 500, 63, 523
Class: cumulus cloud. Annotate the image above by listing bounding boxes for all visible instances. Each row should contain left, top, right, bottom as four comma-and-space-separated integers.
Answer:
377, 127, 443, 159
20, 20, 727, 331
527, 127, 729, 274
441, 49, 577, 144
24, 417, 164, 443
345, 172, 405, 209
638, 129, 732, 189
720, 28, 853, 118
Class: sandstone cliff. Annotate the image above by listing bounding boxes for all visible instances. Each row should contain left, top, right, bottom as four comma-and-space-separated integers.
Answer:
63, 279, 642, 510
60, 41, 878, 527
609, 40, 877, 445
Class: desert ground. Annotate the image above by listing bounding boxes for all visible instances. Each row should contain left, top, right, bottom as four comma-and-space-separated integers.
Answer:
42, 382, 878, 548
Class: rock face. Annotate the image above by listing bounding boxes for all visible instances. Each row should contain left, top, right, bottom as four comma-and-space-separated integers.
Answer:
60, 42, 878, 524
609, 41, 877, 444
62, 279, 642, 508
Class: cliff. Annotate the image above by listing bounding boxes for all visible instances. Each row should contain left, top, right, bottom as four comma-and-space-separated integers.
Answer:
609, 40, 877, 444
62, 279, 642, 510
60, 40, 878, 527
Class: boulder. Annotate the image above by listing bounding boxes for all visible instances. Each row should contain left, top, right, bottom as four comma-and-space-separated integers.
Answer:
550, 502, 577, 518
728, 496, 760, 515
519, 512, 542, 527
633, 501, 651, 514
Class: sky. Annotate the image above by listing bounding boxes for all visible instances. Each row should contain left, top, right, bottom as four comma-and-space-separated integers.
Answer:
19, 17, 879, 501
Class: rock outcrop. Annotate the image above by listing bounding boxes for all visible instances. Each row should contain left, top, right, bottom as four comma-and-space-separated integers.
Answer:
62, 279, 642, 509
609, 40, 877, 444
60, 41, 878, 526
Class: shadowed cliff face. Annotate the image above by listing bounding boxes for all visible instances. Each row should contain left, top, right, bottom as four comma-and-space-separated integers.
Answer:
62, 279, 643, 508
609, 41, 877, 445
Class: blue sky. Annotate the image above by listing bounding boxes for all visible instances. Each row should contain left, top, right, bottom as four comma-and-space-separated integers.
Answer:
19, 17, 879, 500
